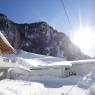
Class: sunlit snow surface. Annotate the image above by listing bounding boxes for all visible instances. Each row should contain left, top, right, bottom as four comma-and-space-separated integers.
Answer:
1, 51, 95, 95
0, 79, 47, 95
78, 68, 95, 95
0, 77, 88, 95
3, 50, 71, 70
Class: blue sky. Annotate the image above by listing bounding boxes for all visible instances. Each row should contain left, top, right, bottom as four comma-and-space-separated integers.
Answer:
0, 0, 95, 56
1, 0, 95, 35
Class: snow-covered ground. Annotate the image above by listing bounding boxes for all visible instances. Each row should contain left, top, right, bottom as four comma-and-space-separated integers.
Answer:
0, 79, 47, 95
0, 50, 71, 72
0, 51, 95, 95
0, 76, 90, 95
0, 71, 94, 95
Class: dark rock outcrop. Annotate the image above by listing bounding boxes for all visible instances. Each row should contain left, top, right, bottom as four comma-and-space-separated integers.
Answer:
0, 13, 90, 60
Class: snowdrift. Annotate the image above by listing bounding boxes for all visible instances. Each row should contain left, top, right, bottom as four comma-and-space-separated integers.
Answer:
0, 79, 47, 95
78, 68, 95, 95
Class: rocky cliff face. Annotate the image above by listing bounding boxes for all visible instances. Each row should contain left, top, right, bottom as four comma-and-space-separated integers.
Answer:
0, 13, 90, 60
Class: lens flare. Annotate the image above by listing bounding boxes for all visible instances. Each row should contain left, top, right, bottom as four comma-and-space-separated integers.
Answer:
71, 27, 95, 56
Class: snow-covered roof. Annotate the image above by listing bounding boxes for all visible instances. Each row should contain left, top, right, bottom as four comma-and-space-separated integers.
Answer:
0, 31, 15, 54
4, 51, 71, 70
0, 59, 17, 68
20, 58, 72, 70
16, 50, 65, 63
0, 63, 17, 68
70, 59, 95, 65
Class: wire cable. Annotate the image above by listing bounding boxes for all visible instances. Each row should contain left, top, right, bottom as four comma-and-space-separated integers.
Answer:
60, 0, 71, 26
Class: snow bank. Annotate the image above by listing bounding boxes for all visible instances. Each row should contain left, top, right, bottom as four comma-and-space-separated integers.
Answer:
5, 50, 67, 65
2, 50, 71, 71
89, 83, 95, 95
77, 67, 95, 95
78, 67, 95, 88
0, 79, 47, 95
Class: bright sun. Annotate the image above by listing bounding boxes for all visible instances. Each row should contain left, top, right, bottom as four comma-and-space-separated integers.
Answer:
72, 26, 95, 56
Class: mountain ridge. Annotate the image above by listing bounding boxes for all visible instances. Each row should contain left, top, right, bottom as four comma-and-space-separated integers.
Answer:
0, 13, 90, 60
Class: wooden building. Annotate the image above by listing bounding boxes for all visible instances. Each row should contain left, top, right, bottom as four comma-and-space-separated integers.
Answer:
0, 31, 15, 54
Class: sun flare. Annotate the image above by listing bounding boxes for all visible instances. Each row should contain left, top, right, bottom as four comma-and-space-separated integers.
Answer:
72, 26, 95, 56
